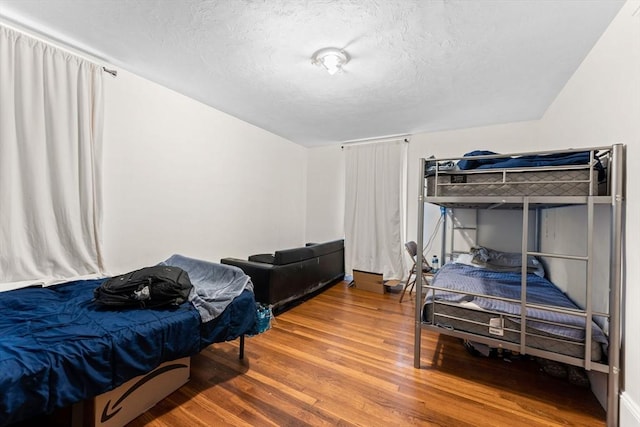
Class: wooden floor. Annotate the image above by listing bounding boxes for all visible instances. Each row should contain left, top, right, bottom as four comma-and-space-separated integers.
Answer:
128, 281, 605, 427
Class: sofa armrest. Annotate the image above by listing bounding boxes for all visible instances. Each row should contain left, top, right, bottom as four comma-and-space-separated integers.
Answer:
220, 258, 274, 304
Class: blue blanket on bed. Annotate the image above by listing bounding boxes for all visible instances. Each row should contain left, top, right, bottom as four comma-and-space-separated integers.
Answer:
0, 279, 198, 424
0, 262, 257, 426
425, 263, 607, 345
457, 150, 591, 170
457, 150, 605, 180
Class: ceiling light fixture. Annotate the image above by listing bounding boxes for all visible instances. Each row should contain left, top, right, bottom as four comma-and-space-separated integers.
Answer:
311, 47, 350, 75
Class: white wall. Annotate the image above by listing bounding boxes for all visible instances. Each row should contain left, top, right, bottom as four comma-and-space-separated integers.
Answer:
102, 69, 308, 273
536, 1, 640, 424
305, 145, 345, 243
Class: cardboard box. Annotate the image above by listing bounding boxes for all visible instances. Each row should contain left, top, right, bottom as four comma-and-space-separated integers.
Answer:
353, 270, 385, 294
90, 357, 190, 427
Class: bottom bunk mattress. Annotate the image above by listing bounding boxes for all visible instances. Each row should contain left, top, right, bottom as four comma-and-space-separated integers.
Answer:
0, 261, 257, 426
422, 263, 608, 362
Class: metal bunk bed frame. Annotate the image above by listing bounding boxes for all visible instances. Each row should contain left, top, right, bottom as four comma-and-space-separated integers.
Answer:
414, 144, 624, 427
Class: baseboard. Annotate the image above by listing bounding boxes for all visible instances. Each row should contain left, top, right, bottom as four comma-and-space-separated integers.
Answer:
620, 392, 640, 427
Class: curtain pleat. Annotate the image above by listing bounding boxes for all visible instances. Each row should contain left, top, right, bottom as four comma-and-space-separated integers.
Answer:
0, 25, 104, 290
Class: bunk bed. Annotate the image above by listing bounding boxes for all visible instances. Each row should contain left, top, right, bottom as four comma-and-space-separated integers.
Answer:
414, 144, 624, 427
423, 255, 607, 361
0, 254, 258, 427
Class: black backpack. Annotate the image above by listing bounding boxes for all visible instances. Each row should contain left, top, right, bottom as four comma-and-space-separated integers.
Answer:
94, 265, 193, 308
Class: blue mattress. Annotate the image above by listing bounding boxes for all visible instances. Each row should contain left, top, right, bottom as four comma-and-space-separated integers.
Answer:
423, 263, 608, 345
0, 278, 257, 426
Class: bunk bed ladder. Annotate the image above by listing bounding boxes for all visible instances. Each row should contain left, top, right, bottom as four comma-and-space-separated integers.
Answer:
522, 198, 596, 371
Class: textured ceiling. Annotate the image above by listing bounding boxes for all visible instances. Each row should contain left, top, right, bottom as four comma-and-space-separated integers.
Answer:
0, 0, 625, 147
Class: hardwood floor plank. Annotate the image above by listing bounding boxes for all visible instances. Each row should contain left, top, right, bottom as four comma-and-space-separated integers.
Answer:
127, 281, 605, 426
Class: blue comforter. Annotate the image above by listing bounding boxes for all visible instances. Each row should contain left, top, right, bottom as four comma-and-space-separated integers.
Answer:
457, 150, 590, 169
424, 263, 607, 345
457, 150, 605, 180
0, 263, 257, 425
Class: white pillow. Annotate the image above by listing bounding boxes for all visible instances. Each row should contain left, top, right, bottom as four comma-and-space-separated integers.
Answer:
454, 253, 485, 268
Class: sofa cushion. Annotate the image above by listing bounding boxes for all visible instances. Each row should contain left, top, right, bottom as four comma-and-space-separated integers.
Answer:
272, 239, 344, 265
308, 239, 344, 258
273, 247, 314, 265
248, 254, 275, 264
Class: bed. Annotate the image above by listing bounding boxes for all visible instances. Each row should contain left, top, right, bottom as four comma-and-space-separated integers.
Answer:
0, 254, 258, 426
424, 147, 609, 198
422, 257, 608, 362
415, 144, 624, 426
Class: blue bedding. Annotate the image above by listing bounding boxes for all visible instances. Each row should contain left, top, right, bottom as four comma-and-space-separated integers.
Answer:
457, 150, 593, 170
0, 273, 257, 425
423, 263, 607, 345
457, 150, 605, 181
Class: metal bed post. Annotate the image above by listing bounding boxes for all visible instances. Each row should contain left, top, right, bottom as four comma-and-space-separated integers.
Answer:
584, 195, 594, 372
448, 208, 455, 262
414, 158, 426, 368
607, 143, 624, 427
441, 207, 448, 263
239, 335, 245, 360
520, 197, 529, 355
534, 208, 541, 252
584, 147, 596, 372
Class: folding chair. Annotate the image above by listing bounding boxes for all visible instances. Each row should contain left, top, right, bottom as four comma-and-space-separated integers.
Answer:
399, 241, 432, 303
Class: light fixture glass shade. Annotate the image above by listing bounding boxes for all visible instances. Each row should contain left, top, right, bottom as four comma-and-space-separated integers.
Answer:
311, 47, 349, 75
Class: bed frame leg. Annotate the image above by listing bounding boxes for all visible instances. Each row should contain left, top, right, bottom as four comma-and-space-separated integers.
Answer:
71, 401, 85, 427
239, 334, 245, 360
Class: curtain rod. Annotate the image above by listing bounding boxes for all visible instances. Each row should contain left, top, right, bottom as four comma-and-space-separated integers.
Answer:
1, 18, 117, 76
102, 67, 118, 77
341, 134, 410, 149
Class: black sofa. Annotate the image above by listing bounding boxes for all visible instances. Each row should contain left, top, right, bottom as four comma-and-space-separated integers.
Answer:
221, 239, 344, 310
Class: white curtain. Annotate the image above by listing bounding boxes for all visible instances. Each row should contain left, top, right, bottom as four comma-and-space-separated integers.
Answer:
0, 25, 104, 290
344, 140, 406, 280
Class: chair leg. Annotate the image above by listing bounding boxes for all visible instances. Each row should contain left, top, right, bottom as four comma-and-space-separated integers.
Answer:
399, 278, 416, 303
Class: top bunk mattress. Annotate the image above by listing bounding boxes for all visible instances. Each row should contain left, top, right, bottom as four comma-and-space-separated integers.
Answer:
424, 148, 609, 198
426, 167, 602, 197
